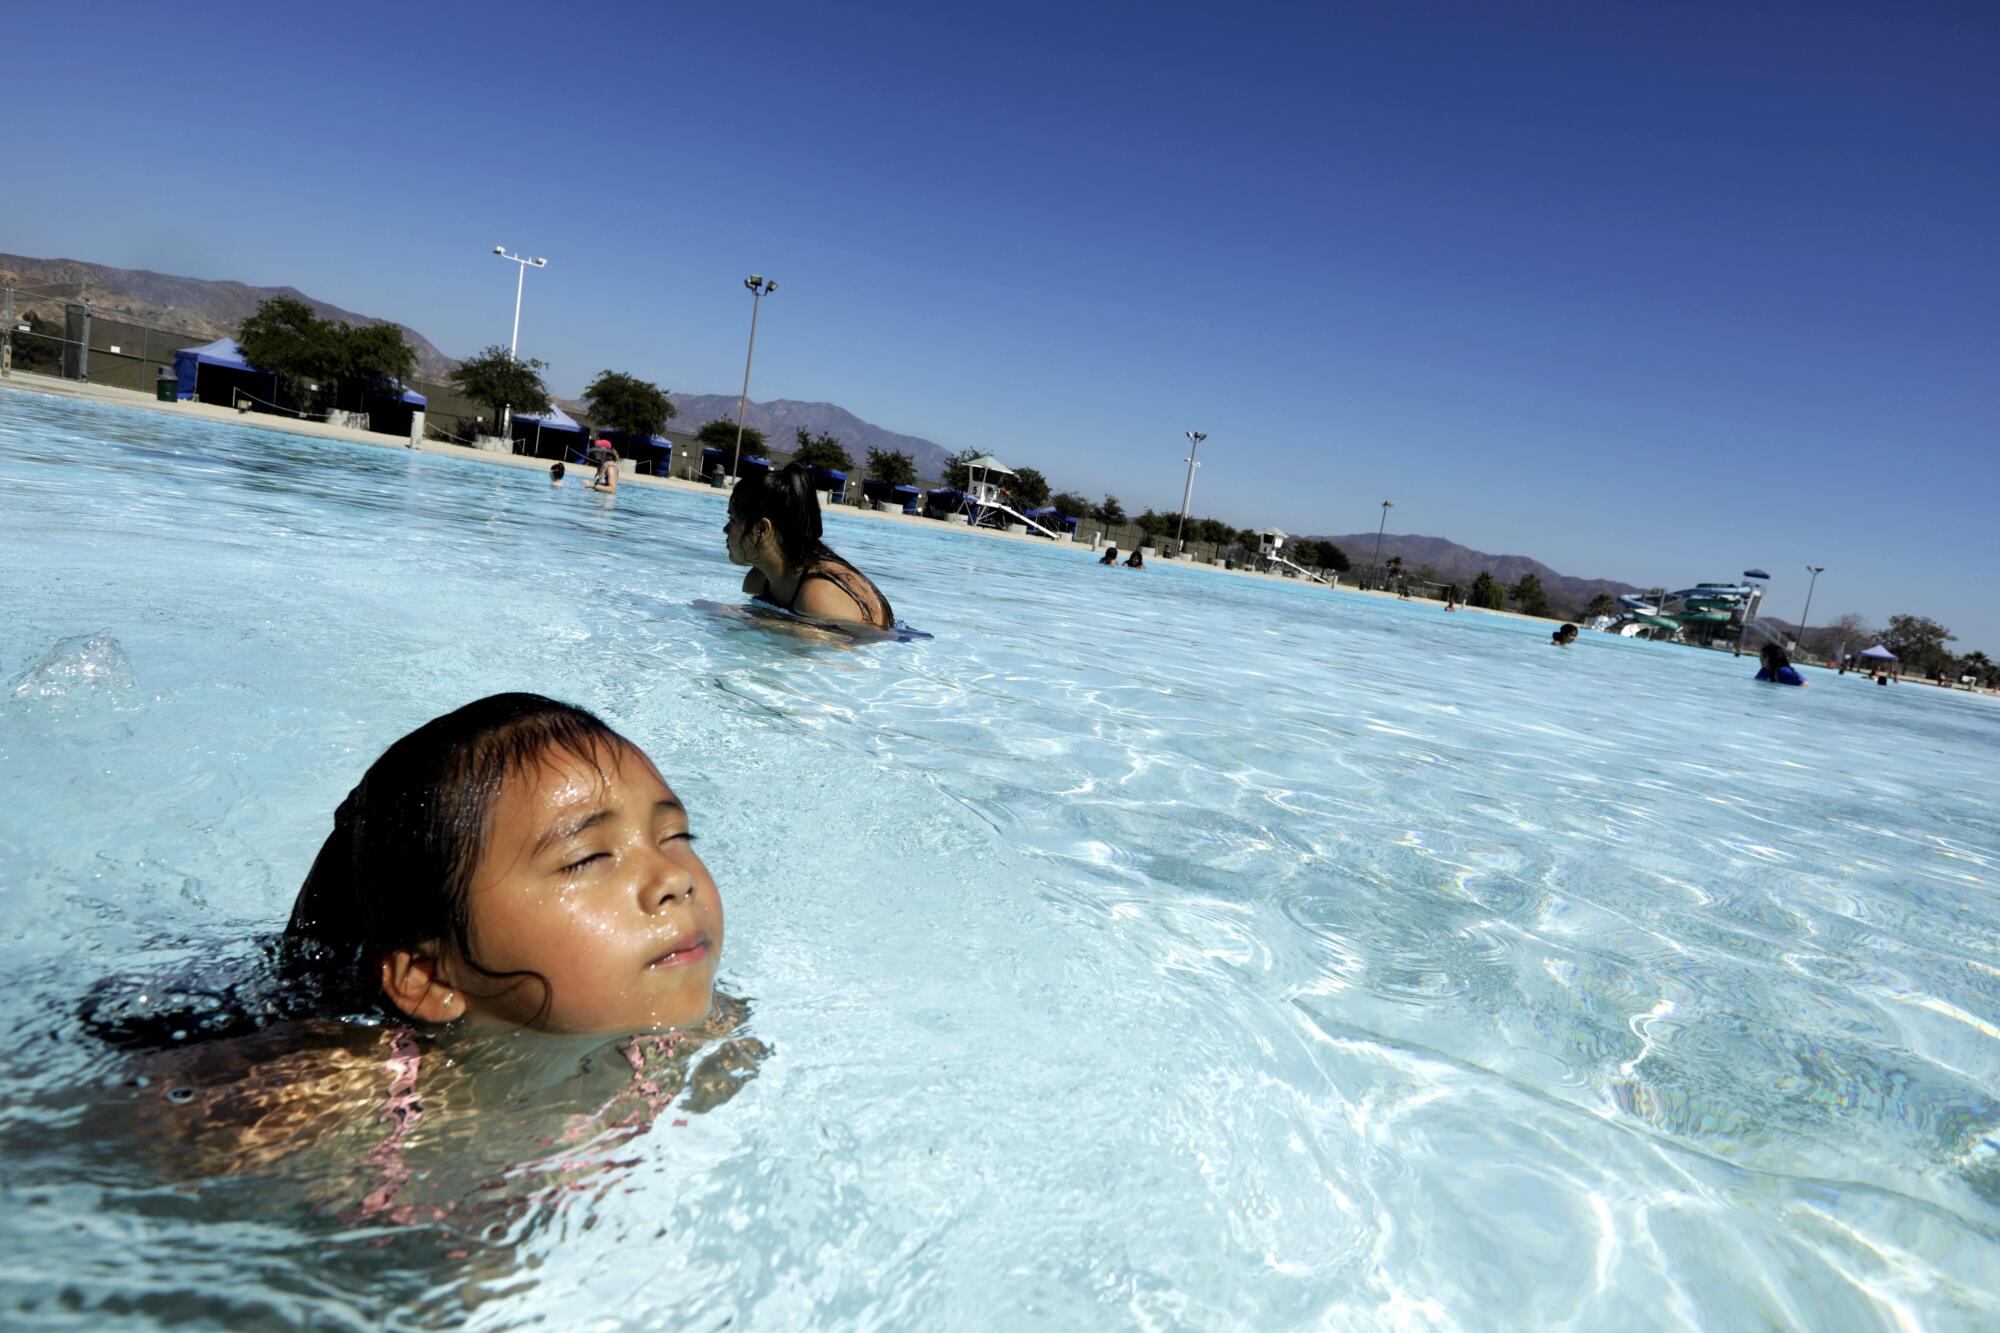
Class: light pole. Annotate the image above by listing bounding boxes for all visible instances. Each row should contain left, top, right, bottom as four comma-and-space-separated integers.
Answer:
733, 275, 777, 477
492, 246, 547, 440
1175, 430, 1207, 553
1371, 500, 1393, 588
1797, 565, 1825, 655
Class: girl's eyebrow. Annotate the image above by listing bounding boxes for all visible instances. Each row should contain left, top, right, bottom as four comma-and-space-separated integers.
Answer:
535, 798, 686, 855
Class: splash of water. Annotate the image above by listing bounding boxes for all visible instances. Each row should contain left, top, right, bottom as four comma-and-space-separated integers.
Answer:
8, 631, 135, 702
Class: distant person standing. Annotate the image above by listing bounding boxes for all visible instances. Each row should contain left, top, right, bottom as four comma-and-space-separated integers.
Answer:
588, 444, 619, 493
1754, 644, 1808, 686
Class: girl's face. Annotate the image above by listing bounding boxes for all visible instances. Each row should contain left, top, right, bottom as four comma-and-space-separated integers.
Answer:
447, 739, 724, 1034
723, 511, 776, 568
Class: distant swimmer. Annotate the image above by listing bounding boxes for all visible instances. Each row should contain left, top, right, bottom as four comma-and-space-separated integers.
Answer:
1754, 644, 1808, 686
726, 463, 895, 630
1124, 548, 1145, 569
1099, 546, 1120, 566
588, 445, 619, 493
549, 462, 566, 487
1551, 623, 1579, 647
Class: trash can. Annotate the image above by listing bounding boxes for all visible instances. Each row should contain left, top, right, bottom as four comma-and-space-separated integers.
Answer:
154, 369, 176, 402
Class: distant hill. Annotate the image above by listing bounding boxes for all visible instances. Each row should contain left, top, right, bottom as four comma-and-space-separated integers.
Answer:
664, 394, 956, 481
0, 253, 460, 378
1312, 532, 1645, 612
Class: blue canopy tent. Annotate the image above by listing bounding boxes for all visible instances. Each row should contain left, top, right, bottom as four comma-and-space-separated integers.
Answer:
1025, 506, 1078, 537
700, 447, 770, 482
173, 337, 276, 406
807, 465, 848, 503
860, 478, 919, 512
359, 381, 427, 436
514, 403, 585, 459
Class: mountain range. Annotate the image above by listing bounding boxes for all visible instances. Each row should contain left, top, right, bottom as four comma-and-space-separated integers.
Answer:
5, 253, 1656, 605
0, 253, 459, 378
659, 394, 957, 481
1311, 533, 1644, 610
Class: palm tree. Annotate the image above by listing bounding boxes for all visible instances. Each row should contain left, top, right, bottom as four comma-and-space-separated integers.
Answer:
1960, 650, 1994, 687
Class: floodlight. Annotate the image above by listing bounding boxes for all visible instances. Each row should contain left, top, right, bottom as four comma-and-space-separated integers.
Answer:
493, 245, 505, 254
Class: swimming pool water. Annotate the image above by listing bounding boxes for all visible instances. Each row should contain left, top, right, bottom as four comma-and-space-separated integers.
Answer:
2, 388, 1997, 1328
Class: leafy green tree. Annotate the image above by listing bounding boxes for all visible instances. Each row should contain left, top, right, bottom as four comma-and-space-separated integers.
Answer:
448, 345, 552, 436
1289, 539, 1322, 568
1050, 490, 1093, 521
694, 417, 766, 457
790, 427, 853, 472
1959, 650, 1994, 686
1882, 614, 1957, 675
1469, 570, 1507, 610
339, 321, 416, 386
1010, 466, 1051, 509
238, 296, 344, 405
1584, 593, 1618, 619
584, 370, 675, 440
1509, 573, 1552, 617
7, 311, 64, 373
1319, 542, 1351, 573
1094, 495, 1127, 525
866, 447, 917, 488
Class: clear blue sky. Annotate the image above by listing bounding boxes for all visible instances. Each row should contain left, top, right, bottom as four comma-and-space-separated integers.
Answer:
8, 1, 1997, 648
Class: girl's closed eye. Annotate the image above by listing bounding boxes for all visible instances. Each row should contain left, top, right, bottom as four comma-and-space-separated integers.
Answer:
561, 851, 609, 874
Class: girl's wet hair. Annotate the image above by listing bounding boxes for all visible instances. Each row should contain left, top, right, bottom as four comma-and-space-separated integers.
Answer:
729, 463, 894, 624
84, 694, 622, 1048
1761, 643, 1792, 670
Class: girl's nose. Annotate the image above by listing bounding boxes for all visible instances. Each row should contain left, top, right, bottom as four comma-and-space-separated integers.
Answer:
641, 846, 697, 913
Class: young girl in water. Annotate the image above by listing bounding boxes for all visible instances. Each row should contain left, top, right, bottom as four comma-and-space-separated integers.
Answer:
77, 694, 753, 1209
725, 462, 895, 629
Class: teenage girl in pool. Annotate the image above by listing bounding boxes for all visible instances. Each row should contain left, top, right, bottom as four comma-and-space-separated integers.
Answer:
725, 463, 895, 630
1755, 643, 1808, 686
1098, 545, 1119, 566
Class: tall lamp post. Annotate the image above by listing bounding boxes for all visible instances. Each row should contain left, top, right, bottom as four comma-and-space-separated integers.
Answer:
1797, 564, 1825, 655
492, 246, 547, 440
733, 275, 777, 477
1371, 500, 1393, 589
1174, 431, 1207, 553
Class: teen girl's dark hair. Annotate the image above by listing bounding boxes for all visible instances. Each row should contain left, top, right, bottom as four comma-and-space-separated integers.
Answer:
1760, 643, 1792, 671
84, 694, 622, 1048
729, 463, 894, 626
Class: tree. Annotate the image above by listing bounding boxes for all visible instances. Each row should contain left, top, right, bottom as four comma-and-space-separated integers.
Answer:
1805, 612, 1873, 659
584, 370, 674, 441
866, 447, 917, 488
1959, 650, 1994, 687
1881, 614, 1956, 676
1290, 539, 1323, 568
1584, 593, 1618, 619
339, 321, 416, 386
1050, 490, 1094, 521
1010, 466, 1051, 509
1135, 508, 1175, 540
1094, 495, 1127, 525
1386, 555, 1405, 579
238, 296, 345, 406
694, 417, 766, 457
788, 426, 853, 472
448, 345, 552, 437
1469, 570, 1507, 610
7, 311, 63, 373
1319, 542, 1351, 573
1509, 573, 1552, 617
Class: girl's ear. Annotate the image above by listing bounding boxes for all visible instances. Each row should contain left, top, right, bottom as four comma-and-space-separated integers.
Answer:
379, 945, 461, 1024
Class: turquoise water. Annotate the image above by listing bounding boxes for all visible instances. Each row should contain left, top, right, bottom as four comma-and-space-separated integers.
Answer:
2, 387, 1997, 1328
